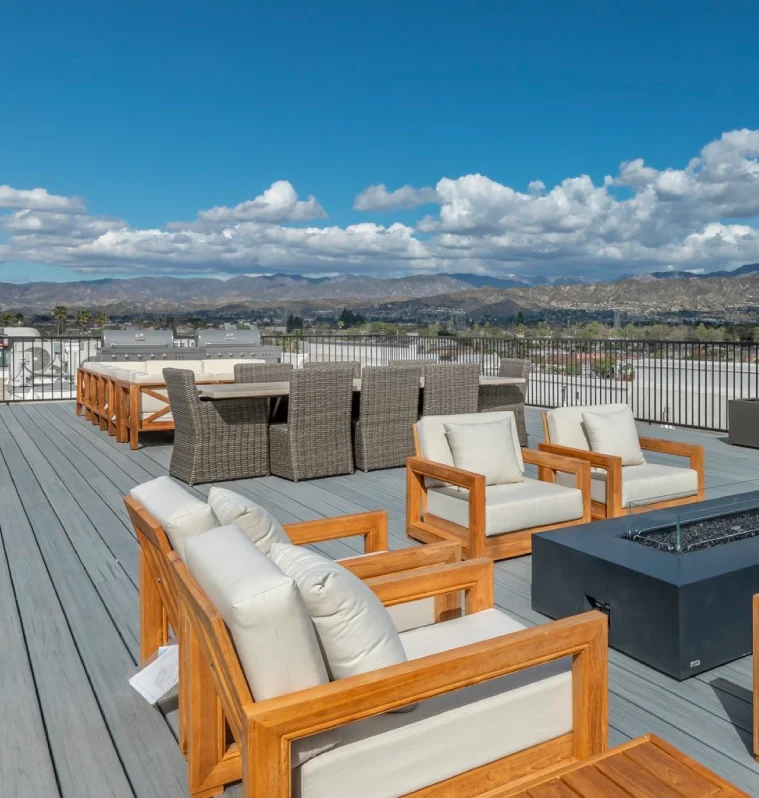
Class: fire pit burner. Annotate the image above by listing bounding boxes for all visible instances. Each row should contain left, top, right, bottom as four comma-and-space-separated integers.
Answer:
629, 509, 759, 553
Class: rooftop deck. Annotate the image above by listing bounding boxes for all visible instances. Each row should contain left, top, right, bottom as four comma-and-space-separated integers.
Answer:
2, 401, 759, 797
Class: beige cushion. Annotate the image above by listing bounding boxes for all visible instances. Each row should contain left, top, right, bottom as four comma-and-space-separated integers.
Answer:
582, 407, 645, 466
184, 526, 335, 766
544, 403, 629, 450
444, 418, 523, 485
207, 486, 290, 554
200, 358, 265, 374
129, 476, 218, 560
557, 462, 698, 508
416, 412, 524, 489
294, 609, 572, 798
385, 599, 436, 633
143, 359, 205, 376
427, 478, 584, 536
270, 543, 407, 680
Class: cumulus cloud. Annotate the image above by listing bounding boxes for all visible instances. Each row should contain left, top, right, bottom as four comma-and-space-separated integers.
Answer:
0, 185, 85, 213
353, 183, 439, 211
1, 131, 759, 279
197, 180, 325, 224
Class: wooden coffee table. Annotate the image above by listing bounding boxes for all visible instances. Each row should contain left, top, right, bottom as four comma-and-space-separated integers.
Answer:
493, 735, 749, 797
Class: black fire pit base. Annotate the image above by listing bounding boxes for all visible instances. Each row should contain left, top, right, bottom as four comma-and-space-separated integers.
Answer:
532, 491, 759, 680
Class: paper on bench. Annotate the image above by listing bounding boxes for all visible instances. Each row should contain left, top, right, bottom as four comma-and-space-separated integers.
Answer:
129, 644, 179, 704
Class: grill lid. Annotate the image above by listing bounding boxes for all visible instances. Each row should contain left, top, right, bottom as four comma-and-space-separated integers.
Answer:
195, 327, 261, 348
101, 329, 174, 349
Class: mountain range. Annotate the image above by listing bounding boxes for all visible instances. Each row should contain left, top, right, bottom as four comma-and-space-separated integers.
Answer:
0, 265, 758, 318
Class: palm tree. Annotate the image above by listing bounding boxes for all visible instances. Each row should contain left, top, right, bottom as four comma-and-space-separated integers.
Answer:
75, 310, 91, 333
52, 305, 68, 335
0, 312, 16, 327
94, 311, 109, 329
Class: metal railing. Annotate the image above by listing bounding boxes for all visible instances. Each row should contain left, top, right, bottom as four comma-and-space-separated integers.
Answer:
4, 332, 757, 432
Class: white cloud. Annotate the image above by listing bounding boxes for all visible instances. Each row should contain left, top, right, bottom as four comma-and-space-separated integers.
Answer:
0, 185, 85, 213
1, 131, 759, 280
353, 183, 439, 211
197, 180, 325, 224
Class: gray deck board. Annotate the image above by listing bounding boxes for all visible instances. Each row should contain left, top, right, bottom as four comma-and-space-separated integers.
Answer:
2, 401, 759, 795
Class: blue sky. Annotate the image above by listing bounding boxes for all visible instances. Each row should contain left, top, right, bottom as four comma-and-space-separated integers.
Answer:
1, 0, 758, 282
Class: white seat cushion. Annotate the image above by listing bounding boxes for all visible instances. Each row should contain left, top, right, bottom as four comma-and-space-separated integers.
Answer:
207, 486, 290, 554
270, 543, 407, 680
545, 403, 630, 450
444, 418, 523, 485
294, 609, 572, 798
557, 462, 699, 508
130, 476, 218, 560
427, 478, 584, 536
582, 407, 645, 466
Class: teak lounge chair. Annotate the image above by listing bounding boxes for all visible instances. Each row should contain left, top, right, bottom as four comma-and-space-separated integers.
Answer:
172, 525, 608, 798
540, 403, 705, 520
406, 411, 591, 560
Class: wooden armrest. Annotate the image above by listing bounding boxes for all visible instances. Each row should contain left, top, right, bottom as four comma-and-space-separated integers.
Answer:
523, 448, 591, 475
284, 511, 387, 553
406, 456, 484, 491
639, 437, 702, 459
539, 442, 622, 471
338, 541, 461, 579
366, 558, 493, 613
244, 611, 607, 742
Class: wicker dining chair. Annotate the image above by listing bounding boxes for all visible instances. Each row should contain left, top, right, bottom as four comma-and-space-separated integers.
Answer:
304, 360, 361, 378
234, 362, 293, 423
422, 362, 480, 416
389, 358, 433, 375
233, 362, 293, 383
478, 357, 531, 446
354, 365, 422, 471
269, 368, 355, 481
163, 368, 269, 485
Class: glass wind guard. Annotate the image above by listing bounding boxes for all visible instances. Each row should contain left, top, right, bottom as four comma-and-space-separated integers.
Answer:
625, 478, 759, 554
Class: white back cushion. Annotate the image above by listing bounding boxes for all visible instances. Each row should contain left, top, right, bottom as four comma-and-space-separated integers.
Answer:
200, 358, 265, 373
130, 476, 217, 561
545, 403, 630, 450
582, 407, 645, 465
185, 526, 334, 766
207, 486, 290, 554
144, 359, 205, 376
444, 418, 524, 485
416, 411, 524, 472
270, 543, 407, 680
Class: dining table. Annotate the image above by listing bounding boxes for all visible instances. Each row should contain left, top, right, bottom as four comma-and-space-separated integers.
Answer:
197, 375, 526, 400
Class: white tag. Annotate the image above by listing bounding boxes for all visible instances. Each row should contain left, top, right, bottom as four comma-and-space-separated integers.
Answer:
129, 645, 179, 704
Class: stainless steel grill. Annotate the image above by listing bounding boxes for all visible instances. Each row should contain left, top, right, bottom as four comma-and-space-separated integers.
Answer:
96, 327, 280, 362
195, 327, 280, 361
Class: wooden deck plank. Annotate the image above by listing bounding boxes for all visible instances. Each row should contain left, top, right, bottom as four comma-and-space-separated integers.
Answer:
0, 408, 188, 798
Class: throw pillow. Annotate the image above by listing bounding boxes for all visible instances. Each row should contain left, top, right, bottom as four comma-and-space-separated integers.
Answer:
207, 486, 290, 554
444, 418, 524, 485
581, 407, 646, 466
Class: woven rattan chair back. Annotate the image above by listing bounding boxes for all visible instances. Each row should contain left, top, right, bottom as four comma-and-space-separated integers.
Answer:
163, 367, 201, 429
499, 357, 531, 381
304, 360, 361, 378
389, 358, 434, 376
354, 366, 421, 471
422, 362, 480, 416
234, 362, 294, 383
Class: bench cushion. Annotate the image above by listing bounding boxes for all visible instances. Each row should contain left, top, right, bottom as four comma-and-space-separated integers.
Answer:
294, 609, 572, 798
427, 478, 584, 536
130, 476, 217, 560
270, 543, 407, 680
